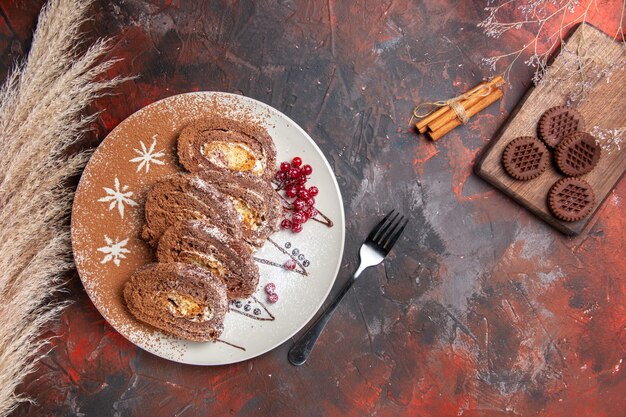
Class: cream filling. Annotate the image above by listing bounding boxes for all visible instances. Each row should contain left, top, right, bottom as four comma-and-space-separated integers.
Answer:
228, 197, 261, 230
165, 292, 213, 322
202, 141, 264, 175
252, 155, 265, 176
182, 250, 228, 278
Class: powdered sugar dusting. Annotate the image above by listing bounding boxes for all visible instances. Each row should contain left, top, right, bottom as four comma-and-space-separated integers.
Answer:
194, 221, 229, 243
190, 176, 215, 194
97, 236, 130, 266
97, 176, 138, 218
129, 135, 166, 173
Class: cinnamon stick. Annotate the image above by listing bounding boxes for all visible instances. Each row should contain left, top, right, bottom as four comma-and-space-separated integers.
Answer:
416, 106, 449, 133
415, 76, 504, 133
427, 76, 504, 132
426, 88, 503, 141
426, 91, 486, 132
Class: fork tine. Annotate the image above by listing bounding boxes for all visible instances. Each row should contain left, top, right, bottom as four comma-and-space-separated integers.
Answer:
374, 211, 400, 242
366, 210, 395, 241
384, 218, 409, 251
379, 214, 404, 246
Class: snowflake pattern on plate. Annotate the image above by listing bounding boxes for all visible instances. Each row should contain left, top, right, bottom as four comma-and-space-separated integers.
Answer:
97, 236, 130, 266
129, 134, 166, 173
97, 177, 138, 218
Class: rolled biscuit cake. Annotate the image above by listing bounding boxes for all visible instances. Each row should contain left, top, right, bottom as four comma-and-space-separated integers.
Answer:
157, 219, 260, 299
123, 262, 228, 342
177, 116, 277, 181
141, 173, 241, 246
197, 169, 282, 248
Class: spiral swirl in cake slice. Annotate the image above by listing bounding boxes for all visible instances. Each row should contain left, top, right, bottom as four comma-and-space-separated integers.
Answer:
196, 169, 282, 248
158, 219, 260, 299
141, 173, 241, 246
123, 263, 228, 342
177, 116, 277, 181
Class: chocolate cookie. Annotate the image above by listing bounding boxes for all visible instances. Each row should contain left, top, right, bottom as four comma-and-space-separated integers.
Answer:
538, 106, 584, 148
142, 173, 242, 246
548, 178, 595, 222
555, 132, 601, 176
196, 169, 282, 248
177, 117, 277, 181
158, 219, 260, 299
502, 136, 549, 180
123, 263, 228, 342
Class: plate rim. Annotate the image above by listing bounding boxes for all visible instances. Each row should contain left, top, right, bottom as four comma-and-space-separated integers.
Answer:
71, 91, 346, 365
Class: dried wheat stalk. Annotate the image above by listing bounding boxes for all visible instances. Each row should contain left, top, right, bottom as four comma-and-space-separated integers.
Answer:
0, 0, 128, 415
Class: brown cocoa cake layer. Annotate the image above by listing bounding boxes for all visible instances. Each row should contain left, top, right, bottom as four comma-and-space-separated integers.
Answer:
157, 219, 260, 299
123, 262, 228, 342
177, 116, 277, 181
142, 173, 242, 246
196, 169, 282, 247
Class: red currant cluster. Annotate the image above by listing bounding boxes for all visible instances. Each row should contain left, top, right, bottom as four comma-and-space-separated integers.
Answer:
275, 156, 319, 233
264, 283, 278, 303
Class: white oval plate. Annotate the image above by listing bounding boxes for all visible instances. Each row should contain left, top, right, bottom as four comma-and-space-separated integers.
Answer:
71, 92, 345, 365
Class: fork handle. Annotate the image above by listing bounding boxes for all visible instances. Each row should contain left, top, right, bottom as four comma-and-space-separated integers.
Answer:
288, 266, 366, 366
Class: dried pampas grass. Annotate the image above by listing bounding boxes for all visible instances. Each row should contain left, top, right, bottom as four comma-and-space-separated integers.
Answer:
0, 0, 128, 414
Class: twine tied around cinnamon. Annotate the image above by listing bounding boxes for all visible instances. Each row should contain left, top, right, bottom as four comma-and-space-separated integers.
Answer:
410, 82, 496, 126
410, 75, 505, 141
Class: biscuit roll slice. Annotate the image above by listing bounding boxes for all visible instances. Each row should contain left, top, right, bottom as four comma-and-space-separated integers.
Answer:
197, 169, 282, 247
158, 220, 260, 299
177, 117, 277, 181
142, 173, 241, 246
123, 263, 228, 342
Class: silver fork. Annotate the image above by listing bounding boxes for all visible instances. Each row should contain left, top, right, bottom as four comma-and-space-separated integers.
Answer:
288, 210, 408, 366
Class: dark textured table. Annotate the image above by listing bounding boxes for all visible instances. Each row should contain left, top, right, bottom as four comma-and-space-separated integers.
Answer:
2, 1, 625, 416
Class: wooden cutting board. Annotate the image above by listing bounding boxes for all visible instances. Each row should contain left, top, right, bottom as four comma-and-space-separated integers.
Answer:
475, 23, 626, 235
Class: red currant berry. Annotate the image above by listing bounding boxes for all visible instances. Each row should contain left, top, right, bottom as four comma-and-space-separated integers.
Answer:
292, 157, 302, 167
281, 219, 292, 229
292, 211, 306, 224
291, 223, 303, 233
296, 183, 307, 192
280, 162, 291, 173
308, 186, 319, 196
297, 189, 309, 199
304, 206, 318, 218
265, 283, 276, 294
306, 197, 316, 206
301, 164, 313, 175
288, 168, 301, 179
293, 199, 306, 211
268, 292, 279, 303
286, 185, 298, 198
296, 176, 307, 185
275, 172, 286, 182
283, 259, 296, 270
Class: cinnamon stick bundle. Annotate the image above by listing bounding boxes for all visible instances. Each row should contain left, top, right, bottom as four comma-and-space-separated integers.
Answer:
414, 76, 504, 141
